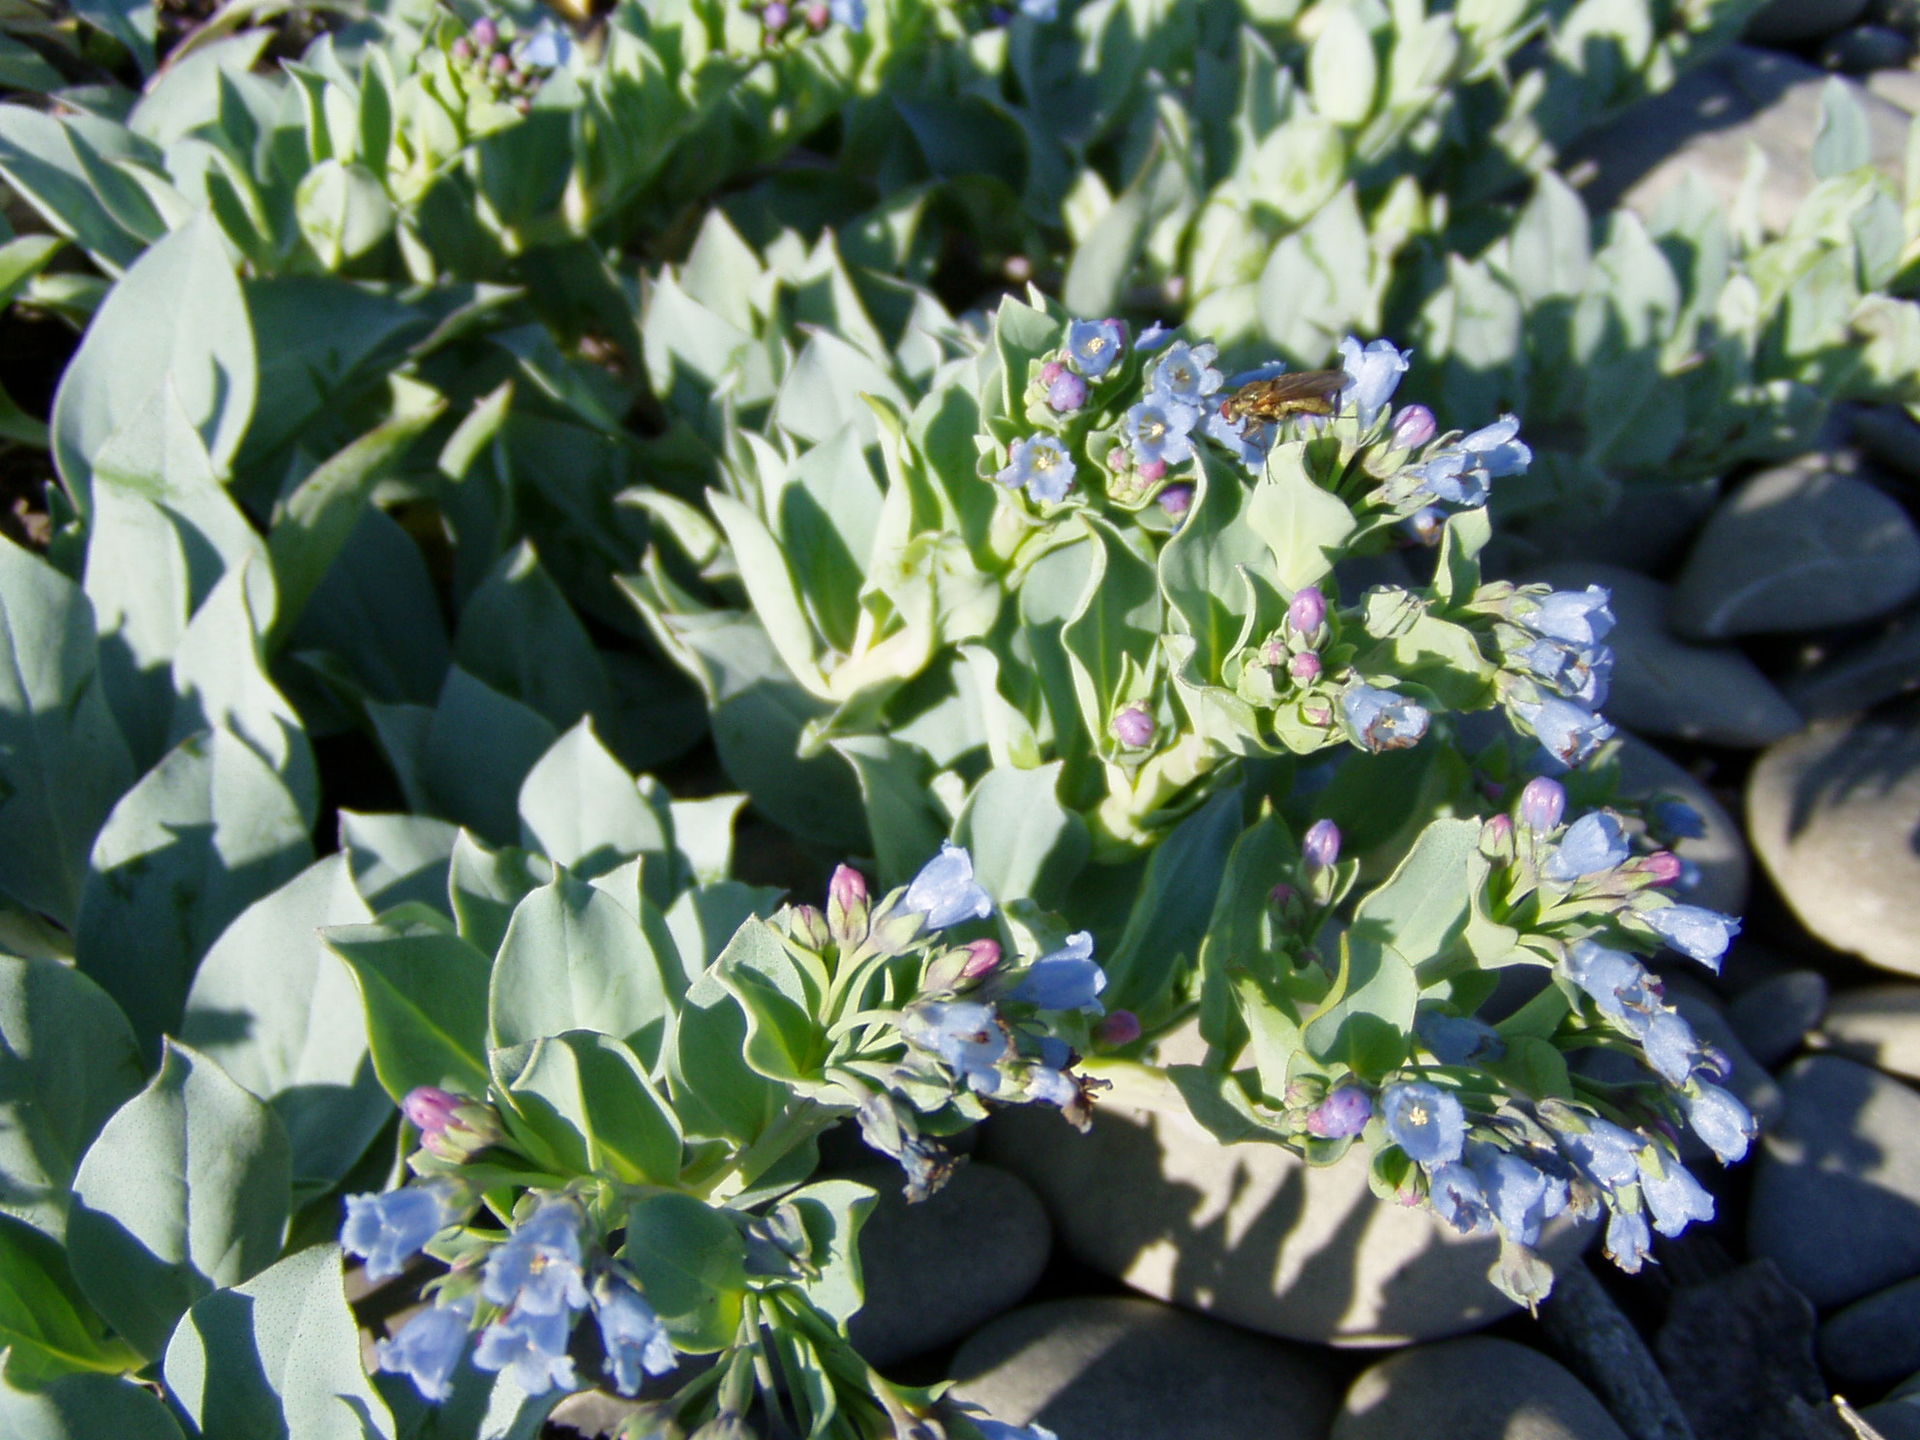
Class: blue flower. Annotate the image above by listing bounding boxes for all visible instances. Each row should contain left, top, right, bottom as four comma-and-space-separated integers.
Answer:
1523, 586, 1614, 646
829, 0, 865, 27
1341, 684, 1430, 752
1684, 1082, 1754, 1164
343, 1181, 459, 1283
1416, 1011, 1504, 1066
1337, 337, 1410, 429
516, 21, 573, 68
1508, 636, 1612, 708
903, 841, 994, 931
1011, 931, 1106, 1012
1638, 1155, 1715, 1237
1017, 0, 1059, 16
1024, 1061, 1079, 1109
1654, 800, 1707, 840
483, 1200, 590, 1317
1640, 1009, 1700, 1087
1513, 695, 1614, 768
1428, 1162, 1493, 1235
1135, 321, 1172, 352
1465, 1143, 1567, 1247
376, 1296, 474, 1402
902, 1001, 1008, 1094
1305, 1086, 1373, 1138
1125, 397, 1201, 467
1554, 1115, 1644, 1190
1381, 1081, 1467, 1167
1066, 319, 1127, 377
1541, 812, 1630, 883
995, 436, 1077, 505
1148, 342, 1223, 407
473, 1308, 578, 1396
977, 1420, 1061, 1440
1563, 939, 1654, 1019
1203, 405, 1272, 471
1638, 904, 1740, 973
1405, 415, 1530, 507
1605, 1206, 1653, 1274
593, 1272, 676, 1396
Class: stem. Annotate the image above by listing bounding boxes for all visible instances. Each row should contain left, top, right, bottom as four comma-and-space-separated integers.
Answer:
1075, 1057, 1194, 1116
704, 1098, 839, 1202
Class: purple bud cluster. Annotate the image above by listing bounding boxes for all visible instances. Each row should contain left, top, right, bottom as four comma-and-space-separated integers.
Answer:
448, 15, 570, 114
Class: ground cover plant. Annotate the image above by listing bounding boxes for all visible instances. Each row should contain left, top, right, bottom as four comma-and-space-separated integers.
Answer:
1, 0, 1919, 1436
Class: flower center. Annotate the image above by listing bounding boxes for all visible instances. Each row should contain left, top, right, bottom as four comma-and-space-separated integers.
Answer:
1407, 1102, 1429, 1126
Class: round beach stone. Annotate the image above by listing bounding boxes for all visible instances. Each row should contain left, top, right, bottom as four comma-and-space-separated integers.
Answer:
845, 1162, 1050, 1366
1819, 1274, 1920, 1387
1330, 1337, 1628, 1440
1820, 23, 1917, 71
1669, 458, 1920, 639
1727, 970, 1828, 1068
1785, 610, 1920, 720
948, 1297, 1337, 1440
981, 1076, 1591, 1347
1533, 563, 1800, 749
1819, 983, 1920, 1080
1747, 0, 1871, 42
1748, 1055, 1920, 1308
1612, 733, 1750, 918
1566, 48, 1909, 232
1748, 714, 1920, 975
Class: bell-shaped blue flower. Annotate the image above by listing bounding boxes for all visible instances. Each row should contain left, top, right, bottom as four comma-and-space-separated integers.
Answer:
1638, 1155, 1715, 1236
473, 1308, 577, 1396
977, 1420, 1062, 1440
996, 436, 1077, 504
1639, 903, 1740, 973
1605, 1206, 1654, 1274
1683, 1082, 1754, 1164
593, 1272, 677, 1396
1337, 336, 1410, 429
1428, 1161, 1493, 1235
376, 1296, 474, 1402
903, 841, 994, 931
1415, 1011, 1505, 1066
1381, 1081, 1467, 1167
1541, 812, 1630, 883
902, 1001, 1008, 1094
1148, 341, 1223, 407
1554, 1115, 1645, 1190
1465, 1143, 1567, 1248
1125, 397, 1201, 467
828, 0, 866, 28
483, 1200, 590, 1317
1010, 932, 1105, 1012
516, 21, 573, 68
1514, 696, 1614, 768
343, 1181, 460, 1283
1341, 684, 1430, 752
1066, 319, 1127, 377
1524, 586, 1615, 646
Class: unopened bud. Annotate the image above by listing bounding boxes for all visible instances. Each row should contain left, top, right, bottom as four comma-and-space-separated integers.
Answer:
403, 1085, 460, 1135
1303, 818, 1341, 871
806, 2, 828, 27
1157, 483, 1193, 519
1303, 701, 1332, 727
471, 16, 498, 47
961, 938, 1002, 980
1269, 882, 1297, 907
829, 864, 867, 913
1111, 704, 1155, 749
828, 864, 870, 946
451, 37, 473, 61
1047, 370, 1088, 413
1137, 458, 1168, 483
788, 903, 830, 950
1518, 775, 1566, 832
1108, 444, 1131, 473
403, 1086, 500, 1160
489, 51, 511, 75
1040, 361, 1065, 385
1288, 586, 1327, 636
763, 0, 790, 23
1640, 850, 1683, 886
1390, 403, 1436, 450
1305, 1086, 1372, 1138
1289, 651, 1322, 683
1481, 812, 1514, 855
1096, 1009, 1142, 1046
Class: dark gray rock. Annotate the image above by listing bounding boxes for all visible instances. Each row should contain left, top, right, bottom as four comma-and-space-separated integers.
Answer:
1567, 48, 1909, 233
1516, 480, 1721, 575
1669, 458, 1920, 639
1534, 563, 1801, 748
1818, 983, 1920, 1080
1862, 1372, 1920, 1440
1784, 610, 1920, 720
1748, 714, 1920, 976
1748, 1056, 1920, 1308
1820, 1274, 1920, 1388
1330, 1337, 1627, 1440
1819, 23, 1917, 70
981, 1045, 1591, 1346
1850, 405, 1920, 481
846, 1162, 1050, 1366
948, 1297, 1338, 1440
1727, 971, 1828, 1068
1748, 0, 1871, 43
1613, 733, 1750, 918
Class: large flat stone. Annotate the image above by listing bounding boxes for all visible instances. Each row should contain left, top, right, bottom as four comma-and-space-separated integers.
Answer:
1331, 1337, 1628, 1440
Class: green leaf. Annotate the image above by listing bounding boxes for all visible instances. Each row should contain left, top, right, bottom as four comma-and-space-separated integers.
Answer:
76, 728, 313, 1056
490, 1031, 682, 1184
0, 958, 143, 1240
294, 160, 394, 271
516, 720, 670, 885
420, 668, 559, 846
164, 1243, 396, 1440
489, 874, 677, 1064
1507, 173, 1592, 302
451, 543, 612, 738
0, 538, 135, 926
447, 831, 553, 957
0, 1368, 184, 1438
0, 107, 146, 272
784, 1179, 877, 1324
668, 968, 781, 1145
1813, 77, 1870, 179
339, 811, 461, 915
1246, 445, 1357, 593
620, 1194, 748, 1353
1300, 929, 1413, 1079
288, 508, 450, 712
328, 920, 493, 1101
706, 492, 827, 698
1197, 814, 1296, 1057
1164, 1065, 1296, 1145
0, 1211, 142, 1386
1101, 787, 1244, 1012
266, 383, 446, 650
1062, 515, 1161, 747
1350, 817, 1479, 968
180, 855, 387, 1197
829, 735, 946, 888
52, 214, 255, 515
68, 1041, 291, 1358
715, 919, 823, 1083
954, 762, 1090, 912
1308, 8, 1377, 127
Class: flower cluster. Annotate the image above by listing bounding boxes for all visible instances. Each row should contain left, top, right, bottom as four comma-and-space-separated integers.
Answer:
1479, 583, 1619, 768
345, 1191, 676, 1402
755, 0, 867, 39
447, 16, 572, 115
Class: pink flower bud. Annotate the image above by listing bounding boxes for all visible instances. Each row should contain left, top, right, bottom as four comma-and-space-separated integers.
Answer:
1157, 483, 1193, 518
1519, 776, 1567, 832
1137, 458, 1168, 483
403, 1086, 461, 1136
1483, 812, 1514, 847
1289, 651, 1321, 683
1641, 850, 1683, 886
490, 52, 511, 75
1040, 361, 1065, 384
1111, 705, 1155, 748
1287, 586, 1326, 636
1390, 404, 1436, 450
829, 864, 868, 913
471, 16, 498, 47
1096, 1010, 1142, 1046
1303, 818, 1341, 871
452, 37, 473, 61
961, 939, 1002, 979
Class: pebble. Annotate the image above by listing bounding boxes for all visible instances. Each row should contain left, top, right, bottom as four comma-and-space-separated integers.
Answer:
1785, 610, 1920, 720
1514, 479, 1721, 575
1534, 563, 1801, 748
1748, 714, 1920, 976
1747, 0, 1871, 43
1330, 1337, 1628, 1440
845, 1162, 1051, 1366
1612, 733, 1750, 918
1849, 404, 1920, 481
1566, 47, 1909, 233
1866, 65, 1920, 114
1820, 23, 1917, 71
1818, 983, 1920, 1080
981, 1033, 1592, 1347
1863, 1371, 1920, 1440
948, 1297, 1338, 1440
1727, 970, 1828, 1068
1668, 457, 1920, 639
1819, 1274, 1920, 1388
1747, 1055, 1920, 1308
